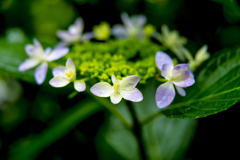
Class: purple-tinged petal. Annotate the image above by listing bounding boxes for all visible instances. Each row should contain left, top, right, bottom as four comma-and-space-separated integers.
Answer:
175, 85, 186, 96
111, 75, 117, 84
111, 25, 128, 39
110, 92, 122, 104
189, 70, 194, 78
25, 44, 44, 57
44, 47, 52, 56
82, 32, 94, 42
34, 62, 48, 85
55, 41, 69, 48
66, 58, 75, 71
120, 75, 139, 91
49, 76, 70, 87
47, 47, 69, 61
90, 82, 114, 97
155, 51, 174, 70
121, 13, 132, 27
74, 80, 86, 92
120, 88, 143, 102
172, 74, 195, 87
33, 38, 42, 48
171, 64, 190, 81
57, 30, 77, 42
161, 64, 173, 80
131, 15, 146, 27
155, 81, 175, 109
68, 17, 83, 35
18, 59, 40, 71
52, 66, 66, 77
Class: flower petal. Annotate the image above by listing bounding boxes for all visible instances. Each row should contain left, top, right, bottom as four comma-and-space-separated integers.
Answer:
161, 64, 173, 80
69, 17, 83, 35
131, 15, 146, 27
175, 85, 186, 96
74, 80, 86, 92
110, 92, 122, 104
33, 38, 42, 48
111, 75, 117, 84
82, 32, 94, 41
111, 25, 128, 39
44, 47, 52, 56
52, 66, 66, 77
120, 88, 143, 102
57, 30, 79, 43
18, 58, 40, 71
120, 75, 139, 91
172, 74, 195, 87
155, 51, 174, 70
155, 81, 175, 109
47, 47, 69, 61
171, 64, 190, 81
34, 62, 48, 85
49, 76, 70, 87
90, 82, 114, 97
121, 12, 131, 27
66, 58, 75, 71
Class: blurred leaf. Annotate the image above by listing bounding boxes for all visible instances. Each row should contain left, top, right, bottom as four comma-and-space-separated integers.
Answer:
8, 100, 102, 160
142, 116, 197, 160
96, 102, 141, 160
0, 38, 35, 83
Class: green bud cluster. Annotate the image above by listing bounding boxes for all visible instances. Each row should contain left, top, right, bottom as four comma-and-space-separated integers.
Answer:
65, 38, 163, 84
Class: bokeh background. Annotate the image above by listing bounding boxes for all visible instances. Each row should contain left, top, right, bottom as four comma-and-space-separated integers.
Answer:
0, 0, 240, 159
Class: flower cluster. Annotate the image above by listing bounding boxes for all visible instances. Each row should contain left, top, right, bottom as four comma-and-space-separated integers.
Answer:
18, 13, 203, 108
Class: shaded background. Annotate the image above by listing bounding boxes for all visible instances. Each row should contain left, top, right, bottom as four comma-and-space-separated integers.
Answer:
0, 0, 240, 159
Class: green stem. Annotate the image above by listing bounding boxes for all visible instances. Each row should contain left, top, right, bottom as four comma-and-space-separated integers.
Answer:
140, 111, 163, 125
156, 78, 168, 82
85, 85, 132, 129
9, 100, 102, 160
68, 90, 79, 99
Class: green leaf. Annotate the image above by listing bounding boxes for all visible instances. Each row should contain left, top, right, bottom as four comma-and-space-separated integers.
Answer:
95, 103, 141, 160
0, 38, 35, 83
162, 47, 240, 118
8, 100, 102, 160
142, 116, 197, 160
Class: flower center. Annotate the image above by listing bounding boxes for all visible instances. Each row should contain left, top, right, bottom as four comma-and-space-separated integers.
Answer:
114, 80, 121, 93
64, 70, 75, 81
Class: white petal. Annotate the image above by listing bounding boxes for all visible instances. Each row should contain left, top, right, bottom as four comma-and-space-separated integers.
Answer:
34, 62, 48, 85
155, 51, 174, 70
195, 45, 210, 62
175, 85, 186, 96
120, 75, 139, 91
33, 38, 42, 48
47, 47, 69, 61
121, 12, 131, 27
110, 92, 122, 104
74, 80, 86, 92
66, 58, 75, 71
18, 58, 40, 71
82, 32, 94, 41
52, 66, 67, 77
155, 81, 175, 109
111, 75, 117, 84
57, 30, 79, 43
69, 17, 83, 35
111, 25, 128, 39
161, 64, 173, 80
49, 76, 70, 87
90, 82, 114, 97
44, 47, 52, 56
120, 88, 143, 102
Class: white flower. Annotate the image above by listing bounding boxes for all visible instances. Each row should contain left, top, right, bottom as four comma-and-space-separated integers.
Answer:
49, 58, 86, 92
188, 45, 210, 71
155, 51, 195, 109
56, 17, 94, 47
112, 13, 147, 40
153, 25, 187, 61
18, 39, 69, 85
90, 75, 143, 104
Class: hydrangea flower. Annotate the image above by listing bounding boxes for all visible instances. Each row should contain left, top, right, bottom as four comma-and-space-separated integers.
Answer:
56, 17, 94, 47
18, 39, 69, 85
49, 58, 86, 92
155, 51, 195, 108
112, 13, 147, 40
153, 25, 187, 61
188, 45, 210, 71
90, 75, 143, 104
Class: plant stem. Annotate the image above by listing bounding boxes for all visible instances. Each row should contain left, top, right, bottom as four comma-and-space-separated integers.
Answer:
140, 111, 163, 125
